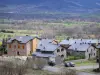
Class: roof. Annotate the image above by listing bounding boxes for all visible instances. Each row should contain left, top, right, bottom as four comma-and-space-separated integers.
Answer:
68, 43, 91, 51
37, 39, 59, 51
32, 52, 56, 58
96, 45, 100, 49
7, 36, 34, 43
60, 39, 99, 45
59, 40, 70, 45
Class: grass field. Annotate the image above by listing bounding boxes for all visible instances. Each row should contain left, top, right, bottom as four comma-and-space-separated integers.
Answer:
75, 60, 96, 66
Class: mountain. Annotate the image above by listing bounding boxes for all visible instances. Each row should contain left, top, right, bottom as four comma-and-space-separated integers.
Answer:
1, 0, 100, 9
1, 0, 100, 19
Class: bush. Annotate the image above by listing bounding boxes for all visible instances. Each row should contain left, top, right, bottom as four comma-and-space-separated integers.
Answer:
0, 60, 27, 75
59, 68, 76, 75
93, 68, 100, 73
26, 57, 47, 70
64, 55, 85, 61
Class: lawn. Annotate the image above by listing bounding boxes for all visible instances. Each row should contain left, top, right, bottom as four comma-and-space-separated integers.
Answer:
75, 60, 97, 66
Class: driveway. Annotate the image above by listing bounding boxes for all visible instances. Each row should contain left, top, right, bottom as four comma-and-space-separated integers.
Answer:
43, 66, 60, 72
78, 72, 100, 75
69, 64, 99, 70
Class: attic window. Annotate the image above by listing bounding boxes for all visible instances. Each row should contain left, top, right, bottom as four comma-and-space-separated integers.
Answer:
57, 49, 60, 52
61, 48, 64, 51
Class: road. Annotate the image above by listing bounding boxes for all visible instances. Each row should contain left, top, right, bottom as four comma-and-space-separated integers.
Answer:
77, 72, 100, 75
43, 65, 100, 75
69, 65, 99, 70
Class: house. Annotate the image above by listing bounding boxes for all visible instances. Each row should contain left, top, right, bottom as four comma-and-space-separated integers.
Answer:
7, 36, 39, 56
32, 39, 67, 64
68, 43, 96, 59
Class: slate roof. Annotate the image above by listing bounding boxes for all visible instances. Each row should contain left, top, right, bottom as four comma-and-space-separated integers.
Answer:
59, 40, 70, 45
60, 39, 98, 45
7, 36, 34, 43
68, 43, 91, 51
96, 45, 100, 49
32, 52, 56, 57
37, 39, 59, 51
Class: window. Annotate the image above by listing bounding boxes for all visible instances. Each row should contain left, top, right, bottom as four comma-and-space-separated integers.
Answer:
22, 45, 24, 49
61, 48, 64, 52
87, 49, 88, 52
91, 49, 92, 52
14, 45, 16, 48
17, 51, 20, 56
61, 55, 64, 58
9, 44, 11, 48
42, 51, 53, 54
18, 44, 20, 49
36, 49, 40, 52
94, 53, 95, 56
57, 49, 60, 52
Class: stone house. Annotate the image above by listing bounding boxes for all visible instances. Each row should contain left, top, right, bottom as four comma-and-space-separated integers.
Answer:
68, 43, 96, 59
32, 39, 66, 64
7, 36, 39, 56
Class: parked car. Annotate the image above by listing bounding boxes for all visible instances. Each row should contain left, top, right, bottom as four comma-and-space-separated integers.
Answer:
48, 61, 56, 66
64, 62, 75, 67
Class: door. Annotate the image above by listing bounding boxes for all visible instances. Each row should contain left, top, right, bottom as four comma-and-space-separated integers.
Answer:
17, 51, 20, 56
89, 53, 91, 59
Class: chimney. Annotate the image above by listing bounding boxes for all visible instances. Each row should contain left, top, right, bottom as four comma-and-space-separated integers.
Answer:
75, 41, 76, 44
40, 44, 42, 46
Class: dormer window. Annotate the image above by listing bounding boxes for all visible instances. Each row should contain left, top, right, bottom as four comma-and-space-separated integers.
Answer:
75, 42, 76, 44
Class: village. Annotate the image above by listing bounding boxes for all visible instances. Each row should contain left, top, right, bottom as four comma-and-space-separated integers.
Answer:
0, 35, 100, 75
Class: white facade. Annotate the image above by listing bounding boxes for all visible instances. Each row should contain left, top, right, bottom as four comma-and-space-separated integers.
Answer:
85, 46, 96, 59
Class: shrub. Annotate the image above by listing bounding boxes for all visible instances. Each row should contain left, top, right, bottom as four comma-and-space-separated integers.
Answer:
93, 68, 100, 72
0, 60, 27, 75
59, 68, 76, 75
26, 57, 47, 70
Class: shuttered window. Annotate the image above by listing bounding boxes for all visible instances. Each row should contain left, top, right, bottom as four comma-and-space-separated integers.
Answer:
9, 44, 11, 48
18, 44, 20, 49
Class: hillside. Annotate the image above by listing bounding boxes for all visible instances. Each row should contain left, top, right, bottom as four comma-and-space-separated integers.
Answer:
1, 0, 100, 12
